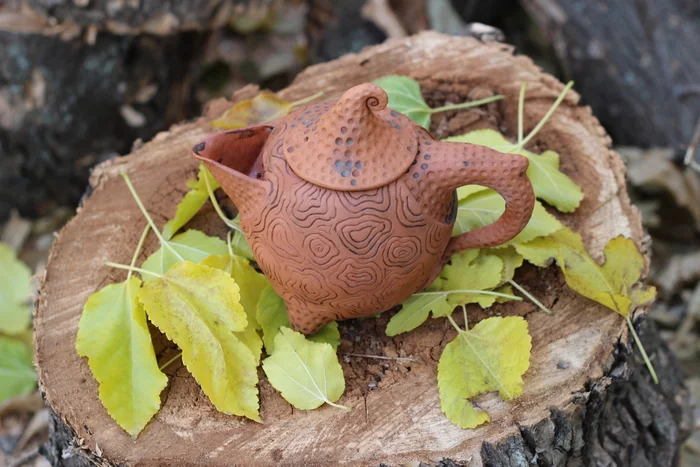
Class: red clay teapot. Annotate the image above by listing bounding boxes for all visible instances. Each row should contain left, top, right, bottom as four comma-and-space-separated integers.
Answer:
194, 84, 534, 334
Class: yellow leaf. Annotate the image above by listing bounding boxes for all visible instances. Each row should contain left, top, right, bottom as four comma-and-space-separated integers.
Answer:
212, 91, 293, 129
0, 335, 35, 405
256, 284, 339, 353
516, 228, 655, 317
0, 243, 32, 335
446, 129, 583, 212
514, 226, 584, 267
138, 262, 260, 421
201, 254, 268, 330
141, 230, 228, 281
453, 191, 562, 246
482, 247, 523, 284
162, 165, 220, 240
201, 254, 269, 363
438, 316, 531, 429
262, 327, 347, 410
76, 277, 167, 437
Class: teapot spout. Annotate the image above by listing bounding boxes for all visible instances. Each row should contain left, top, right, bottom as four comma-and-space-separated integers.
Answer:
192, 126, 271, 220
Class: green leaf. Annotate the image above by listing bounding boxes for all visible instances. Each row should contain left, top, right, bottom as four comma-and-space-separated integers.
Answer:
141, 230, 228, 281
372, 75, 432, 129
438, 316, 531, 429
256, 285, 339, 353
201, 254, 269, 363
0, 336, 36, 405
386, 250, 518, 336
76, 277, 167, 437
446, 129, 583, 212
162, 165, 220, 240
386, 293, 453, 336
0, 243, 32, 335
440, 249, 505, 308
138, 261, 260, 421
453, 190, 562, 246
262, 327, 347, 410
230, 220, 255, 261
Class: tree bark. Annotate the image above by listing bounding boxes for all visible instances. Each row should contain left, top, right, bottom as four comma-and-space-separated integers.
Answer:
34, 32, 691, 466
0, 29, 203, 221
519, 0, 700, 148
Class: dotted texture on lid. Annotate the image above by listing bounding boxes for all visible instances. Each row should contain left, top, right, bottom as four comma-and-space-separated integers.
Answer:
284, 84, 417, 191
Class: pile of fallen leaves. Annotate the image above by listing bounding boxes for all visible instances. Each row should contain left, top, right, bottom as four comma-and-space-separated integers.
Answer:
68, 76, 657, 437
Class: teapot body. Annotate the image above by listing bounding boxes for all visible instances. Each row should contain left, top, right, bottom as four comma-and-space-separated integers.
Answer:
242, 123, 453, 334
195, 83, 536, 335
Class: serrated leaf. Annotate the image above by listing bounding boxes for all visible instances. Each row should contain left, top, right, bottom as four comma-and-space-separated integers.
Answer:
514, 226, 585, 267
256, 285, 339, 353
453, 190, 562, 246
138, 261, 260, 421
0, 336, 36, 405
438, 316, 531, 429
76, 277, 167, 437
0, 243, 32, 335
201, 254, 269, 363
162, 165, 220, 240
387, 250, 508, 336
386, 293, 453, 336
441, 249, 504, 308
372, 75, 431, 129
262, 327, 346, 410
482, 247, 524, 284
212, 91, 293, 129
446, 129, 583, 212
516, 228, 656, 317
557, 236, 656, 317
141, 230, 228, 281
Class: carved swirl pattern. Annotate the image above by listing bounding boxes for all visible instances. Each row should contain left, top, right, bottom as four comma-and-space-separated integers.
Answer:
244, 138, 453, 334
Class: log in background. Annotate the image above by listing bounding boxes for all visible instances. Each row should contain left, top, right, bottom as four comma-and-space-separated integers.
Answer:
34, 32, 692, 467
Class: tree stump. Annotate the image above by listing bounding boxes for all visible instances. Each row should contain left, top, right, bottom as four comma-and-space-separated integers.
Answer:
519, 0, 700, 148
34, 32, 691, 466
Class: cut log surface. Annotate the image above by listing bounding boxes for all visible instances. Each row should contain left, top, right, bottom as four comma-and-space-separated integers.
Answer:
34, 32, 690, 466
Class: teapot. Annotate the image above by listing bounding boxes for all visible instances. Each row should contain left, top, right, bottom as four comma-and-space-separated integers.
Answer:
193, 84, 534, 335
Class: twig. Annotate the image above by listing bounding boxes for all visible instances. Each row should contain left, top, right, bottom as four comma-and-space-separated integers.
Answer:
684, 117, 700, 173
342, 353, 419, 363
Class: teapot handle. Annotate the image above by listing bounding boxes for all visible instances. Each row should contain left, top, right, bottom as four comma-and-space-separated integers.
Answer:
443, 149, 535, 258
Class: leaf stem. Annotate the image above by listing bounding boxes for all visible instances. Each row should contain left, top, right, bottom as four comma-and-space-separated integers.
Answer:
514, 80, 574, 151
226, 230, 234, 258
127, 225, 151, 281
518, 82, 528, 144
342, 353, 419, 362
120, 173, 184, 262
428, 95, 504, 114
159, 351, 183, 371
105, 261, 162, 279
508, 280, 552, 315
462, 305, 469, 329
446, 314, 463, 333
414, 289, 522, 301
290, 91, 325, 108
625, 316, 659, 384
203, 170, 244, 233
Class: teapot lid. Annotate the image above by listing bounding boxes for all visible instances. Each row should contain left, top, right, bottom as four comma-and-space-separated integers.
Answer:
283, 84, 417, 191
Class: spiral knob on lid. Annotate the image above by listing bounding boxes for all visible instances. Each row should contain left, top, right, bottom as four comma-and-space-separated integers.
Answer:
284, 83, 417, 191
